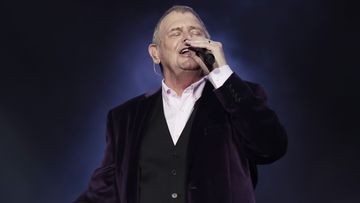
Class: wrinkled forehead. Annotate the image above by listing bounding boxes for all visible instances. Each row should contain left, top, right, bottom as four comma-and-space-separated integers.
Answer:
159, 11, 204, 34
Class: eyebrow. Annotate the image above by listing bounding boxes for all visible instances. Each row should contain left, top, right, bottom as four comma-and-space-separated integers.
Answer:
168, 27, 182, 33
188, 26, 202, 31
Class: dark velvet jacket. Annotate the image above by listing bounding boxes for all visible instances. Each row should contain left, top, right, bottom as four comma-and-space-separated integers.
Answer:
74, 73, 287, 203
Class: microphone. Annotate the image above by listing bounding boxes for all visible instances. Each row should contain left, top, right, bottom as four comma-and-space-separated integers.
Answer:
188, 47, 215, 71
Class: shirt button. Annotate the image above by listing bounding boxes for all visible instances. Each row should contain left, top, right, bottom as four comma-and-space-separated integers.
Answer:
171, 193, 178, 199
171, 169, 177, 175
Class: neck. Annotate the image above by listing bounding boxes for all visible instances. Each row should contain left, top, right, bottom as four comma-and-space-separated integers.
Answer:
163, 70, 204, 96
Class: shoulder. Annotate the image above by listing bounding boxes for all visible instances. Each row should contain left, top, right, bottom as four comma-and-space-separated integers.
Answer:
109, 89, 160, 117
243, 80, 267, 100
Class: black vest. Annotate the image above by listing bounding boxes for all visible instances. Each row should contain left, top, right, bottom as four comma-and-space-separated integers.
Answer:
138, 95, 198, 203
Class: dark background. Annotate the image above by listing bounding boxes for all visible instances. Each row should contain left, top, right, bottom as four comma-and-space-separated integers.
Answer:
1, 0, 358, 202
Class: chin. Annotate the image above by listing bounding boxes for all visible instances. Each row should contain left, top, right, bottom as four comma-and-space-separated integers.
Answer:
179, 63, 200, 71
178, 57, 201, 71
180, 66, 201, 71
179, 60, 200, 71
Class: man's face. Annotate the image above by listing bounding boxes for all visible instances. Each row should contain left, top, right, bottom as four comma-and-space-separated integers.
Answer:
157, 11, 208, 75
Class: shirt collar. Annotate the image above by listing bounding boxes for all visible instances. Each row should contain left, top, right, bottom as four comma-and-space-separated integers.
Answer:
161, 76, 208, 101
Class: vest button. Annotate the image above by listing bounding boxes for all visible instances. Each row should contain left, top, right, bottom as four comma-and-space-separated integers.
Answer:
171, 169, 177, 175
172, 153, 179, 158
171, 193, 178, 199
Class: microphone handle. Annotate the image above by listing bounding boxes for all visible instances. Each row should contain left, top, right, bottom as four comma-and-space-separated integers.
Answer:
189, 47, 215, 71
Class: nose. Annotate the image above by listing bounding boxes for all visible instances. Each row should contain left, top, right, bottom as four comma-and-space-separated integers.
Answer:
182, 31, 193, 43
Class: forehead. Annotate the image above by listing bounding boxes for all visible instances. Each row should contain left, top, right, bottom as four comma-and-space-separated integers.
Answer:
159, 11, 203, 32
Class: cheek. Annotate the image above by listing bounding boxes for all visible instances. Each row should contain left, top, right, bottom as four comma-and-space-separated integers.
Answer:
163, 38, 179, 51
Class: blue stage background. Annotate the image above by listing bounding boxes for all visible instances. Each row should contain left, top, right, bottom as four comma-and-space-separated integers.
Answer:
1, 0, 358, 202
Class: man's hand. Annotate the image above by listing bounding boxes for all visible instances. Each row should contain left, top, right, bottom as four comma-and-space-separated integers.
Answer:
185, 38, 228, 74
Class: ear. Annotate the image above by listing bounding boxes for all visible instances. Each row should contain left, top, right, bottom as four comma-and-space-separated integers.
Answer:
148, 43, 160, 64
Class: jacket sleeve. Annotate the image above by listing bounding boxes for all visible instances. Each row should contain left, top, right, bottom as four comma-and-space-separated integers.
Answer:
73, 111, 118, 203
213, 73, 288, 164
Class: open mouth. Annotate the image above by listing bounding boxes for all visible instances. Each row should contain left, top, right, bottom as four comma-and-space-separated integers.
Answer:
179, 47, 191, 55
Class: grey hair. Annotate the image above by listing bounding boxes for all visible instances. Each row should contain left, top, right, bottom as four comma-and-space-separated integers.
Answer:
152, 5, 210, 44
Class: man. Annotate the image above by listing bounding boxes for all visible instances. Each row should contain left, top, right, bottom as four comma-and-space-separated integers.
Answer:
74, 5, 287, 203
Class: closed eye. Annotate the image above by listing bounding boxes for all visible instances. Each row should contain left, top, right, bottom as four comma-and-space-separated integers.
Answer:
190, 28, 204, 36
169, 31, 181, 37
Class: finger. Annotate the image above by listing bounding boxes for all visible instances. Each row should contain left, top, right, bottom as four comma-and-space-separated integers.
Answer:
187, 39, 227, 68
186, 39, 212, 43
188, 42, 222, 56
186, 40, 213, 49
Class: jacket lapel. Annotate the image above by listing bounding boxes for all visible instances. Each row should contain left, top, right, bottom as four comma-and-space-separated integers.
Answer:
123, 81, 220, 202
121, 89, 161, 203
186, 81, 218, 175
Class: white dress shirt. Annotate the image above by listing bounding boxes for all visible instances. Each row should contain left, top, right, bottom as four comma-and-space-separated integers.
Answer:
162, 65, 233, 145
